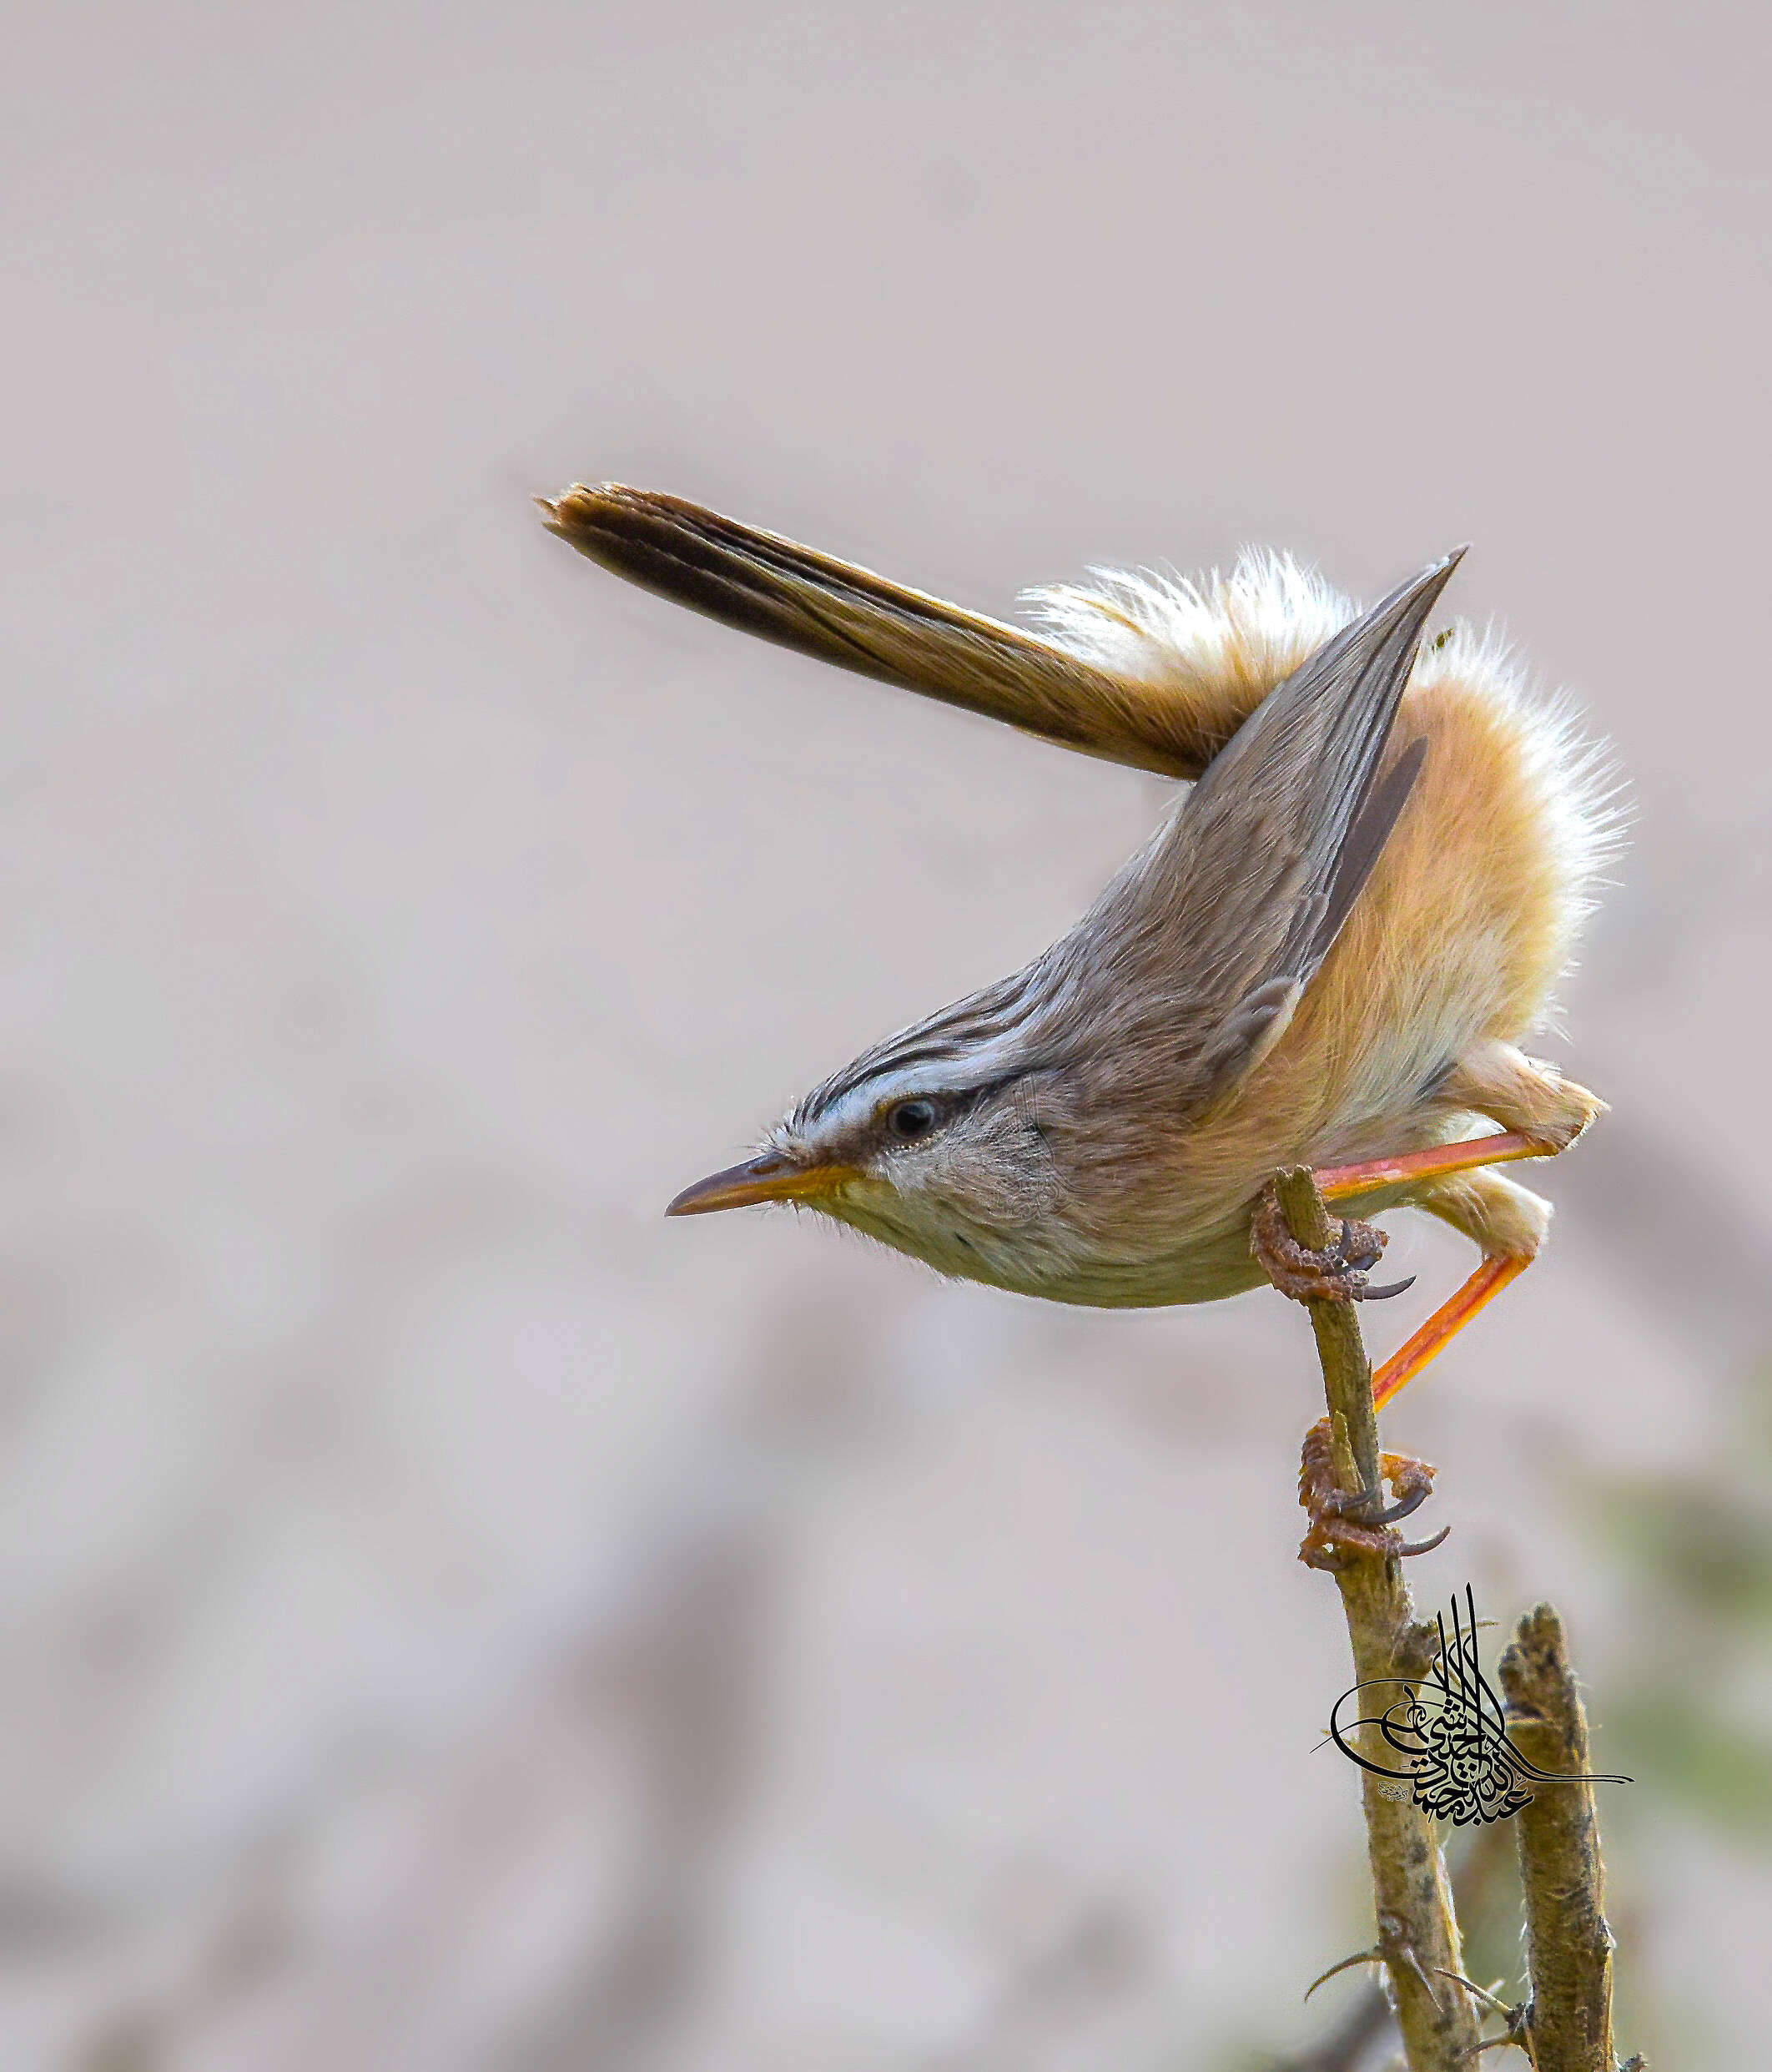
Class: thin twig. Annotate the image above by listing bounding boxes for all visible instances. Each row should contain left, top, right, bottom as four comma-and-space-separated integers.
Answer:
1272, 1167, 1483, 2072
1497, 1605, 1619, 2072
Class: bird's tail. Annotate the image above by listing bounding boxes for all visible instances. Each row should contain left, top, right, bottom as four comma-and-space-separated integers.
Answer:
541, 490, 1622, 1031
540, 483, 1229, 778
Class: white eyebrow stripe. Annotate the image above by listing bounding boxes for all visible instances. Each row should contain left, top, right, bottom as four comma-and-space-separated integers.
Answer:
809, 1041, 1025, 1137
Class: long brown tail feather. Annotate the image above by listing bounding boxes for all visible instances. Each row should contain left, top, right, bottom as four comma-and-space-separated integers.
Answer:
540, 483, 1219, 778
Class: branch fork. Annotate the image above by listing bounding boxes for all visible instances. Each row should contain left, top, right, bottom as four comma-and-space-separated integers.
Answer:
1268, 1167, 1638, 2071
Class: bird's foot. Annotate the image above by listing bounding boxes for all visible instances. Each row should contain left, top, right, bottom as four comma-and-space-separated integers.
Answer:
1297, 1419, 1447, 1570
1250, 1184, 1416, 1304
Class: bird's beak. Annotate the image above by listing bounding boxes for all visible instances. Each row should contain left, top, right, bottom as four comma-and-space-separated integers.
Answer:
665, 1152, 861, 1217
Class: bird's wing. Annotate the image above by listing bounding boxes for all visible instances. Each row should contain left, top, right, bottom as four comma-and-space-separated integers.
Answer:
539, 483, 1218, 777
1125, 552, 1459, 1109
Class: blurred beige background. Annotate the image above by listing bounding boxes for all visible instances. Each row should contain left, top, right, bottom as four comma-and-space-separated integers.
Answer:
5, 2, 1770, 2065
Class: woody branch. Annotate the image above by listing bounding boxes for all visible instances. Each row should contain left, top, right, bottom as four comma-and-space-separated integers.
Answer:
1271, 1166, 1483, 2072
1498, 1603, 1625, 2071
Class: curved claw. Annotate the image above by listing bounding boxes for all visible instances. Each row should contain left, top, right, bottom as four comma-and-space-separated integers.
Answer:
1301, 1520, 1450, 1567
1366, 1481, 1432, 1527
1297, 1422, 1444, 1567
1355, 1274, 1417, 1303
1395, 1523, 1452, 1558
1336, 1220, 1384, 1274
1314, 1478, 1380, 1520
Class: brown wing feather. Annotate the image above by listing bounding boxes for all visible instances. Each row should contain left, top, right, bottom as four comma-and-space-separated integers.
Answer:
1065, 555, 1457, 1111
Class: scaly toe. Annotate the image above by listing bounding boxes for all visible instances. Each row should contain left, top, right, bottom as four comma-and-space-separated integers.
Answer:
1251, 1186, 1392, 1304
1296, 1421, 1446, 1567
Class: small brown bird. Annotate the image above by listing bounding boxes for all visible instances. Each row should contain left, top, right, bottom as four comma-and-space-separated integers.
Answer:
541, 485, 1617, 1554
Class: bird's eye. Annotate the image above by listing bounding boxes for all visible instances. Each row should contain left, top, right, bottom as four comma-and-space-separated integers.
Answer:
887, 1098, 939, 1142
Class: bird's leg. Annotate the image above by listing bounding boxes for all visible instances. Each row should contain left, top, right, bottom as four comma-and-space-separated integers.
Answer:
1316, 1041, 1604, 1203
1314, 1131, 1547, 1200
1251, 1182, 1444, 1565
1296, 1174, 1548, 1550
1266, 1043, 1595, 1547
1311, 1045, 1600, 1407
1248, 1186, 1417, 1304
1367, 1168, 1548, 1408
1297, 1419, 1446, 1569
1372, 1254, 1532, 1409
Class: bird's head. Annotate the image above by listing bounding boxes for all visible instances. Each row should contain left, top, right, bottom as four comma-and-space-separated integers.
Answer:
665, 981, 1085, 1290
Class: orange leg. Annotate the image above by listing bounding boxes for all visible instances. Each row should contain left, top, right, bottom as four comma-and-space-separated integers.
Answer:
1314, 1132, 1548, 1202
1371, 1253, 1532, 1409
1310, 1134, 1555, 1405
